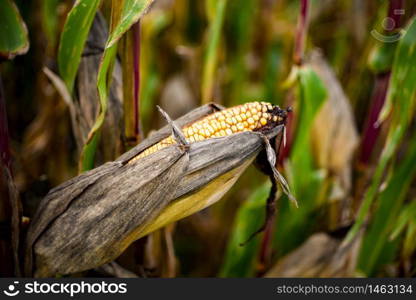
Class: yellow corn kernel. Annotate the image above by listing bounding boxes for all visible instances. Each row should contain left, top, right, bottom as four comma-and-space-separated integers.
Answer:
129, 101, 282, 162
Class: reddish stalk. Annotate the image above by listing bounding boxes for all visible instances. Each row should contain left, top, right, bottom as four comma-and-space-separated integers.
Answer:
0, 75, 21, 276
359, 73, 390, 164
0, 76, 11, 171
293, 0, 309, 65
358, 0, 404, 165
123, 20, 143, 149
132, 20, 142, 143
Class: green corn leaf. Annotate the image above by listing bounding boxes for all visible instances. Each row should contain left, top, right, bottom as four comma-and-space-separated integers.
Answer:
201, 0, 227, 104
379, 16, 416, 123
41, 0, 60, 51
389, 201, 416, 241
402, 220, 416, 260
358, 130, 416, 275
80, 0, 154, 171
272, 66, 327, 255
290, 66, 327, 196
219, 183, 269, 277
346, 17, 416, 243
367, 42, 396, 74
227, 0, 258, 105
106, 0, 155, 48
0, 0, 29, 59
58, 0, 101, 94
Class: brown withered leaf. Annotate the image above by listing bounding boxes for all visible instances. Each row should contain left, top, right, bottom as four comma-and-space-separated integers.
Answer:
307, 50, 359, 228
265, 230, 363, 277
308, 50, 359, 180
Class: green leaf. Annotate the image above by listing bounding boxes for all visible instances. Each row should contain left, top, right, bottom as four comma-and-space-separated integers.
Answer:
79, 43, 117, 172
390, 201, 416, 241
346, 17, 416, 243
0, 0, 29, 59
226, 0, 258, 105
41, 0, 60, 50
272, 66, 327, 256
367, 42, 396, 74
58, 0, 101, 94
379, 16, 416, 123
106, 0, 155, 48
201, 0, 227, 104
358, 130, 416, 275
219, 183, 269, 277
290, 66, 327, 196
402, 220, 416, 259
80, 0, 154, 171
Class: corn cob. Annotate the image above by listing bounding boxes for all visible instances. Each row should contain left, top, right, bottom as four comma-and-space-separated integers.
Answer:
130, 101, 288, 163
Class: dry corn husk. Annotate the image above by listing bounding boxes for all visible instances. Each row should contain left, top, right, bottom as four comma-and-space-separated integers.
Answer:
25, 103, 287, 277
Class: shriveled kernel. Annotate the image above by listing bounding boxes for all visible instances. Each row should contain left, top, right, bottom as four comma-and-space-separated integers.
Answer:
273, 116, 278, 122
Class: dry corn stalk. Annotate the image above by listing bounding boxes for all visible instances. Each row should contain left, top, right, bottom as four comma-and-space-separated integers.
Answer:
25, 102, 293, 277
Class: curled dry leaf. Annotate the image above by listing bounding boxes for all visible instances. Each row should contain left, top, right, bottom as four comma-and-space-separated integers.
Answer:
308, 50, 358, 178
75, 13, 124, 161
265, 230, 363, 277
305, 50, 359, 229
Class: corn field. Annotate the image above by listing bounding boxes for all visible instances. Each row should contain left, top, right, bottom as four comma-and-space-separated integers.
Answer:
1, 0, 416, 278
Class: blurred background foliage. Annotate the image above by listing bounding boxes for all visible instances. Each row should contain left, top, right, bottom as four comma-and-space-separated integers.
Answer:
1, 0, 416, 277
